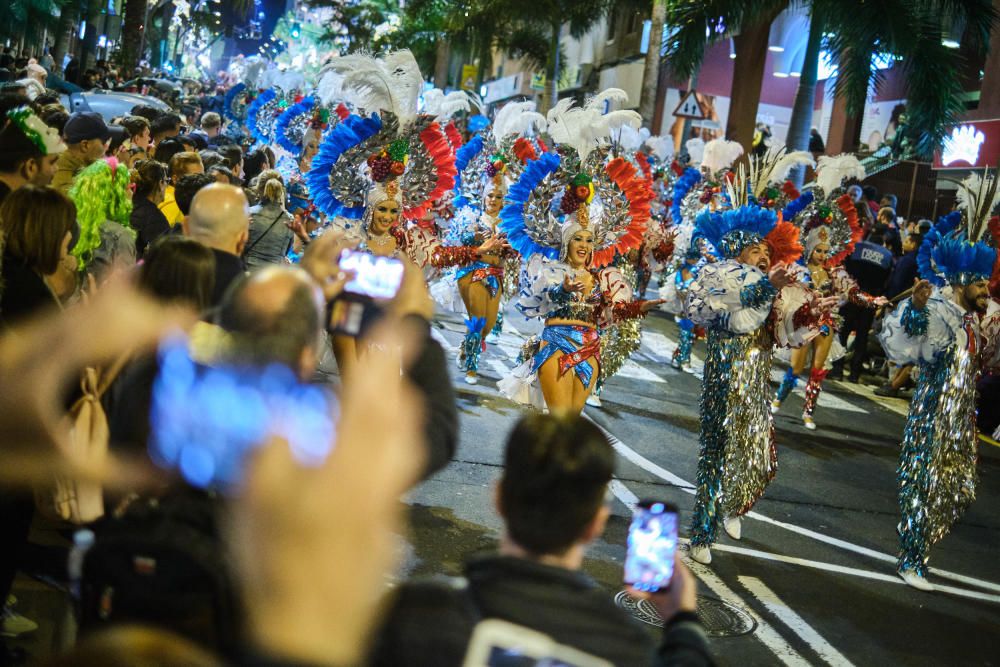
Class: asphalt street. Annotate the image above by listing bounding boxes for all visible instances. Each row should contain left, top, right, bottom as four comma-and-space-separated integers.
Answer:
404, 303, 1000, 667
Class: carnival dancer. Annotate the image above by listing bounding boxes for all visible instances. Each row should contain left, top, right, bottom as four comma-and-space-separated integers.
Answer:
771, 155, 889, 428
684, 167, 838, 565
306, 50, 502, 379
497, 90, 661, 415
878, 172, 998, 591
659, 241, 706, 371
446, 101, 547, 382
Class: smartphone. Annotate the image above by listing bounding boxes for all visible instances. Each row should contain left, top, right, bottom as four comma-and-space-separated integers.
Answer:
462, 619, 612, 667
148, 335, 337, 490
624, 500, 678, 593
339, 248, 405, 300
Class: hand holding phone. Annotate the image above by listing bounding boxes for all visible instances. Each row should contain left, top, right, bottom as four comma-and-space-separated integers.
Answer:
624, 500, 678, 593
329, 249, 405, 337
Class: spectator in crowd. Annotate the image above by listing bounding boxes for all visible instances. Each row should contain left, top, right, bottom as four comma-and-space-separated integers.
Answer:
182, 183, 250, 307
152, 136, 185, 165
174, 172, 216, 222
242, 147, 271, 185
39, 105, 69, 134
0, 185, 76, 326
68, 158, 136, 282
178, 133, 205, 152
847, 184, 874, 235
150, 113, 182, 145
159, 151, 204, 226
129, 104, 162, 123
17, 61, 47, 99
218, 143, 243, 181
829, 232, 894, 382
120, 115, 152, 158
130, 159, 171, 256
208, 164, 236, 185
0, 106, 67, 200
862, 185, 880, 217
199, 149, 224, 170
874, 230, 924, 398
808, 127, 825, 154
875, 206, 902, 256
245, 176, 296, 270
373, 413, 711, 667
880, 193, 898, 211
198, 111, 225, 144
51, 111, 110, 193
138, 235, 216, 313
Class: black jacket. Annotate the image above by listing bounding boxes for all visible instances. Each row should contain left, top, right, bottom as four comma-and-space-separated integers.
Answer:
210, 248, 246, 307
131, 197, 172, 257
884, 250, 918, 301
843, 240, 893, 296
0, 253, 59, 329
369, 556, 714, 667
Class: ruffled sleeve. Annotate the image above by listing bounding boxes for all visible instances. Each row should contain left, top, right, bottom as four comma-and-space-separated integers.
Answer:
515, 254, 574, 320
878, 294, 964, 364
685, 260, 774, 334
598, 266, 646, 326
830, 264, 880, 308
771, 282, 829, 349
979, 299, 1000, 372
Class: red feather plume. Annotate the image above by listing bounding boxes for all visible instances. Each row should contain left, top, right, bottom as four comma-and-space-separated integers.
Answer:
444, 121, 463, 154
513, 137, 539, 164
830, 193, 864, 266
781, 180, 800, 201
764, 214, 803, 266
670, 160, 684, 177
402, 122, 457, 221
592, 157, 653, 268
335, 103, 350, 120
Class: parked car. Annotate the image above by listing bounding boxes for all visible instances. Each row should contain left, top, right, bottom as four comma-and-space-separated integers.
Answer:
60, 90, 172, 122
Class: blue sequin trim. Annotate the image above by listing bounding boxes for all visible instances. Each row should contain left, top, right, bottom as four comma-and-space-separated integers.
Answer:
740, 277, 778, 309
901, 303, 929, 337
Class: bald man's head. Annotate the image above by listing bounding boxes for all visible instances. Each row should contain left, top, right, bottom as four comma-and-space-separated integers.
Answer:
217, 266, 324, 379
185, 183, 250, 254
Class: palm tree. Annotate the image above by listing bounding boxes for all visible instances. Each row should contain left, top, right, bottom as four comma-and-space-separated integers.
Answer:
665, 0, 997, 160
639, 0, 666, 125
120, 0, 147, 75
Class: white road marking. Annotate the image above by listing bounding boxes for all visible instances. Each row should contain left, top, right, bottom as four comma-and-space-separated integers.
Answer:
607, 480, 638, 511
488, 359, 510, 379
833, 380, 910, 417
616, 360, 666, 383
684, 558, 810, 666
768, 369, 868, 414
430, 327, 456, 352
740, 577, 856, 667
587, 416, 1000, 596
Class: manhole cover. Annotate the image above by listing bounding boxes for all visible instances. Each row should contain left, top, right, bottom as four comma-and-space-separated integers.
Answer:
614, 590, 757, 637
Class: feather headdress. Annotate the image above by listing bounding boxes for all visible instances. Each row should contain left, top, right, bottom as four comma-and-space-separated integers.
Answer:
646, 135, 674, 162
918, 170, 999, 286
318, 50, 424, 127
750, 148, 814, 201
500, 90, 651, 267
422, 88, 473, 120
812, 154, 865, 196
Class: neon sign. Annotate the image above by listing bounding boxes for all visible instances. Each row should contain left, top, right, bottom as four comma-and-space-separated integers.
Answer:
941, 124, 986, 167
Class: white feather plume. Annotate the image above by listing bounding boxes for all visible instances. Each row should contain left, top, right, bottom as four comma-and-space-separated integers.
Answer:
321, 50, 424, 126
243, 58, 267, 88
316, 69, 346, 106
546, 89, 638, 161
646, 135, 674, 161
274, 70, 306, 92
955, 171, 1000, 242
700, 139, 744, 174
422, 89, 471, 120
585, 88, 630, 113
814, 154, 866, 194
492, 101, 546, 141
617, 125, 646, 152
685, 137, 705, 166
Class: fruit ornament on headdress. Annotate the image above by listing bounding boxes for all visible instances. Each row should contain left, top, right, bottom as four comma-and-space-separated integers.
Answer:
919, 170, 1000, 287
453, 100, 548, 210
306, 50, 457, 229
500, 88, 653, 268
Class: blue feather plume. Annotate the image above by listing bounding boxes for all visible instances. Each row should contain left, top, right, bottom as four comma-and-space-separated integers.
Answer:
670, 167, 701, 224
224, 83, 246, 122
694, 205, 777, 259
467, 115, 490, 134
452, 134, 485, 208
781, 191, 813, 223
305, 113, 382, 220
499, 151, 561, 261
246, 88, 277, 144
274, 96, 315, 153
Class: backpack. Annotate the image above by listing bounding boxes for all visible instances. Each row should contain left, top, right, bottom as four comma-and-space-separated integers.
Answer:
35, 358, 128, 525
78, 490, 240, 654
